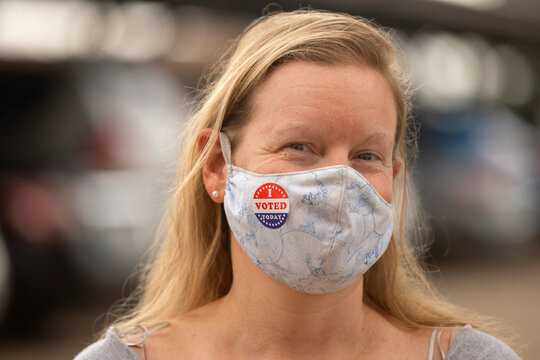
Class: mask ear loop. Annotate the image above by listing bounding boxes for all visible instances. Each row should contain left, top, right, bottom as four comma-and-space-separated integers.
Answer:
219, 132, 232, 165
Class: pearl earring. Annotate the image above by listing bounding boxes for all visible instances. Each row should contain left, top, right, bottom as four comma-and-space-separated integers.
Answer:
212, 190, 219, 198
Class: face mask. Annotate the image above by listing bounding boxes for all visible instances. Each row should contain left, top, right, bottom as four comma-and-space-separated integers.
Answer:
220, 132, 393, 294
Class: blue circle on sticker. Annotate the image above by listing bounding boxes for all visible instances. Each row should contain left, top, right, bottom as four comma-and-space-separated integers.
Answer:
253, 183, 289, 229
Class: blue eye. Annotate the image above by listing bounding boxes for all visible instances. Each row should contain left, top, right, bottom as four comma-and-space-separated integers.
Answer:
357, 153, 377, 161
289, 144, 307, 151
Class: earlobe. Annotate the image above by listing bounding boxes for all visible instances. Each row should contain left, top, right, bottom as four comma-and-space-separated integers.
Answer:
199, 128, 227, 203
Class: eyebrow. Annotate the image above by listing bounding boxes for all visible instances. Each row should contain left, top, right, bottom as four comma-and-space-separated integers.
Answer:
272, 124, 319, 138
360, 132, 394, 145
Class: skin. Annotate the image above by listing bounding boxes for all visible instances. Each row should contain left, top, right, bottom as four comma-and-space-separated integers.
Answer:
141, 62, 457, 359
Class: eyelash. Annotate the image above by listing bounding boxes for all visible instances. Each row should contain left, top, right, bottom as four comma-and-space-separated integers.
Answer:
355, 153, 379, 161
287, 143, 381, 162
288, 143, 307, 152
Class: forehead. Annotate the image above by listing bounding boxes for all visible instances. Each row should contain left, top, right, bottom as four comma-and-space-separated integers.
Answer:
245, 61, 397, 141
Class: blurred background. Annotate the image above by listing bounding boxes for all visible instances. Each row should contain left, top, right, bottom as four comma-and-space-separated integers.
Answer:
0, 0, 538, 358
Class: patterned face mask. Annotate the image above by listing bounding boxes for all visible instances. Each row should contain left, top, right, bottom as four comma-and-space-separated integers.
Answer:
220, 132, 393, 294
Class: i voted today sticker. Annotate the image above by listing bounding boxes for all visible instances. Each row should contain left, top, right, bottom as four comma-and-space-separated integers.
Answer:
253, 183, 289, 229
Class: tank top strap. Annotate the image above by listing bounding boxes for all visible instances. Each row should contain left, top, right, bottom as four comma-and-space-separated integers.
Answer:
429, 324, 472, 360
436, 329, 446, 358
111, 321, 171, 360
428, 329, 446, 360
428, 329, 437, 360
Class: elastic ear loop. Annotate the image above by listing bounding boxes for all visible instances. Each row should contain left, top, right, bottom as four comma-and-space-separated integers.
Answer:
219, 132, 232, 165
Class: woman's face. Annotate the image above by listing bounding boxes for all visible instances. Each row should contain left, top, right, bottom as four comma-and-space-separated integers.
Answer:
231, 61, 398, 203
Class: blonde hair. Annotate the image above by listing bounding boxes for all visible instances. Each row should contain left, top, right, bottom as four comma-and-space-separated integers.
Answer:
108, 9, 500, 336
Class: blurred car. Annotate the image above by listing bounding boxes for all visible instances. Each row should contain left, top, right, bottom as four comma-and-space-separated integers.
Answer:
417, 104, 540, 258
0, 63, 184, 336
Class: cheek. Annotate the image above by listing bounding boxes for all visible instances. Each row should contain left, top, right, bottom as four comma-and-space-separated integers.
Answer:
233, 152, 281, 173
367, 173, 393, 204
232, 146, 302, 174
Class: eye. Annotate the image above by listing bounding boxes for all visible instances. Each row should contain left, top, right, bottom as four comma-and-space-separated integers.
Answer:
289, 143, 307, 152
356, 153, 379, 161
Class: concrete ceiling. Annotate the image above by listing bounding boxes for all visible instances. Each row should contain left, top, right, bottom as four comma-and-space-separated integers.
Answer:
159, 0, 540, 44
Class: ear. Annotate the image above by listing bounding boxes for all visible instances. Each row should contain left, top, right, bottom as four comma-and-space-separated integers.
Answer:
392, 157, 402, 179
198, 128, 227, 203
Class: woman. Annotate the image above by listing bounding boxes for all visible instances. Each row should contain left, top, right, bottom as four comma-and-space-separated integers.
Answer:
75, 10, 520, 360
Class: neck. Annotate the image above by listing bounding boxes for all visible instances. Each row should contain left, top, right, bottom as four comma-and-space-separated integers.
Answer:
216, 239, 377, 358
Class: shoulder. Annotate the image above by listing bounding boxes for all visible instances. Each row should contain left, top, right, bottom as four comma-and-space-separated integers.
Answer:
446, 328, 521, 360
73, 330, 140, 360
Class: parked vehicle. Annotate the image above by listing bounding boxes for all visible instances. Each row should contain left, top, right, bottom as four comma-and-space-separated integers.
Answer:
0, 63, 185, 336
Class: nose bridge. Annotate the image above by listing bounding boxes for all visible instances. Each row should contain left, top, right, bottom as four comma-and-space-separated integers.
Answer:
322, 146, 350, 168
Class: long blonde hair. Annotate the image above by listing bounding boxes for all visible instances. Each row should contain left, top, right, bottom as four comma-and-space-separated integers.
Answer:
108, 9, 499, 335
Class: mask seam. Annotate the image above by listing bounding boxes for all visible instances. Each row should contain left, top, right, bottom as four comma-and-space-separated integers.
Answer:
319, 168, 347, 269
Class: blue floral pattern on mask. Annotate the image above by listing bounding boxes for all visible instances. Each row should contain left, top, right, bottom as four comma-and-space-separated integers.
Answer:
224, 164, 393, 295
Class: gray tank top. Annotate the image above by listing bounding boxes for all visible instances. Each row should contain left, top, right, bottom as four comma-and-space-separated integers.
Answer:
74, 324, 521, 360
